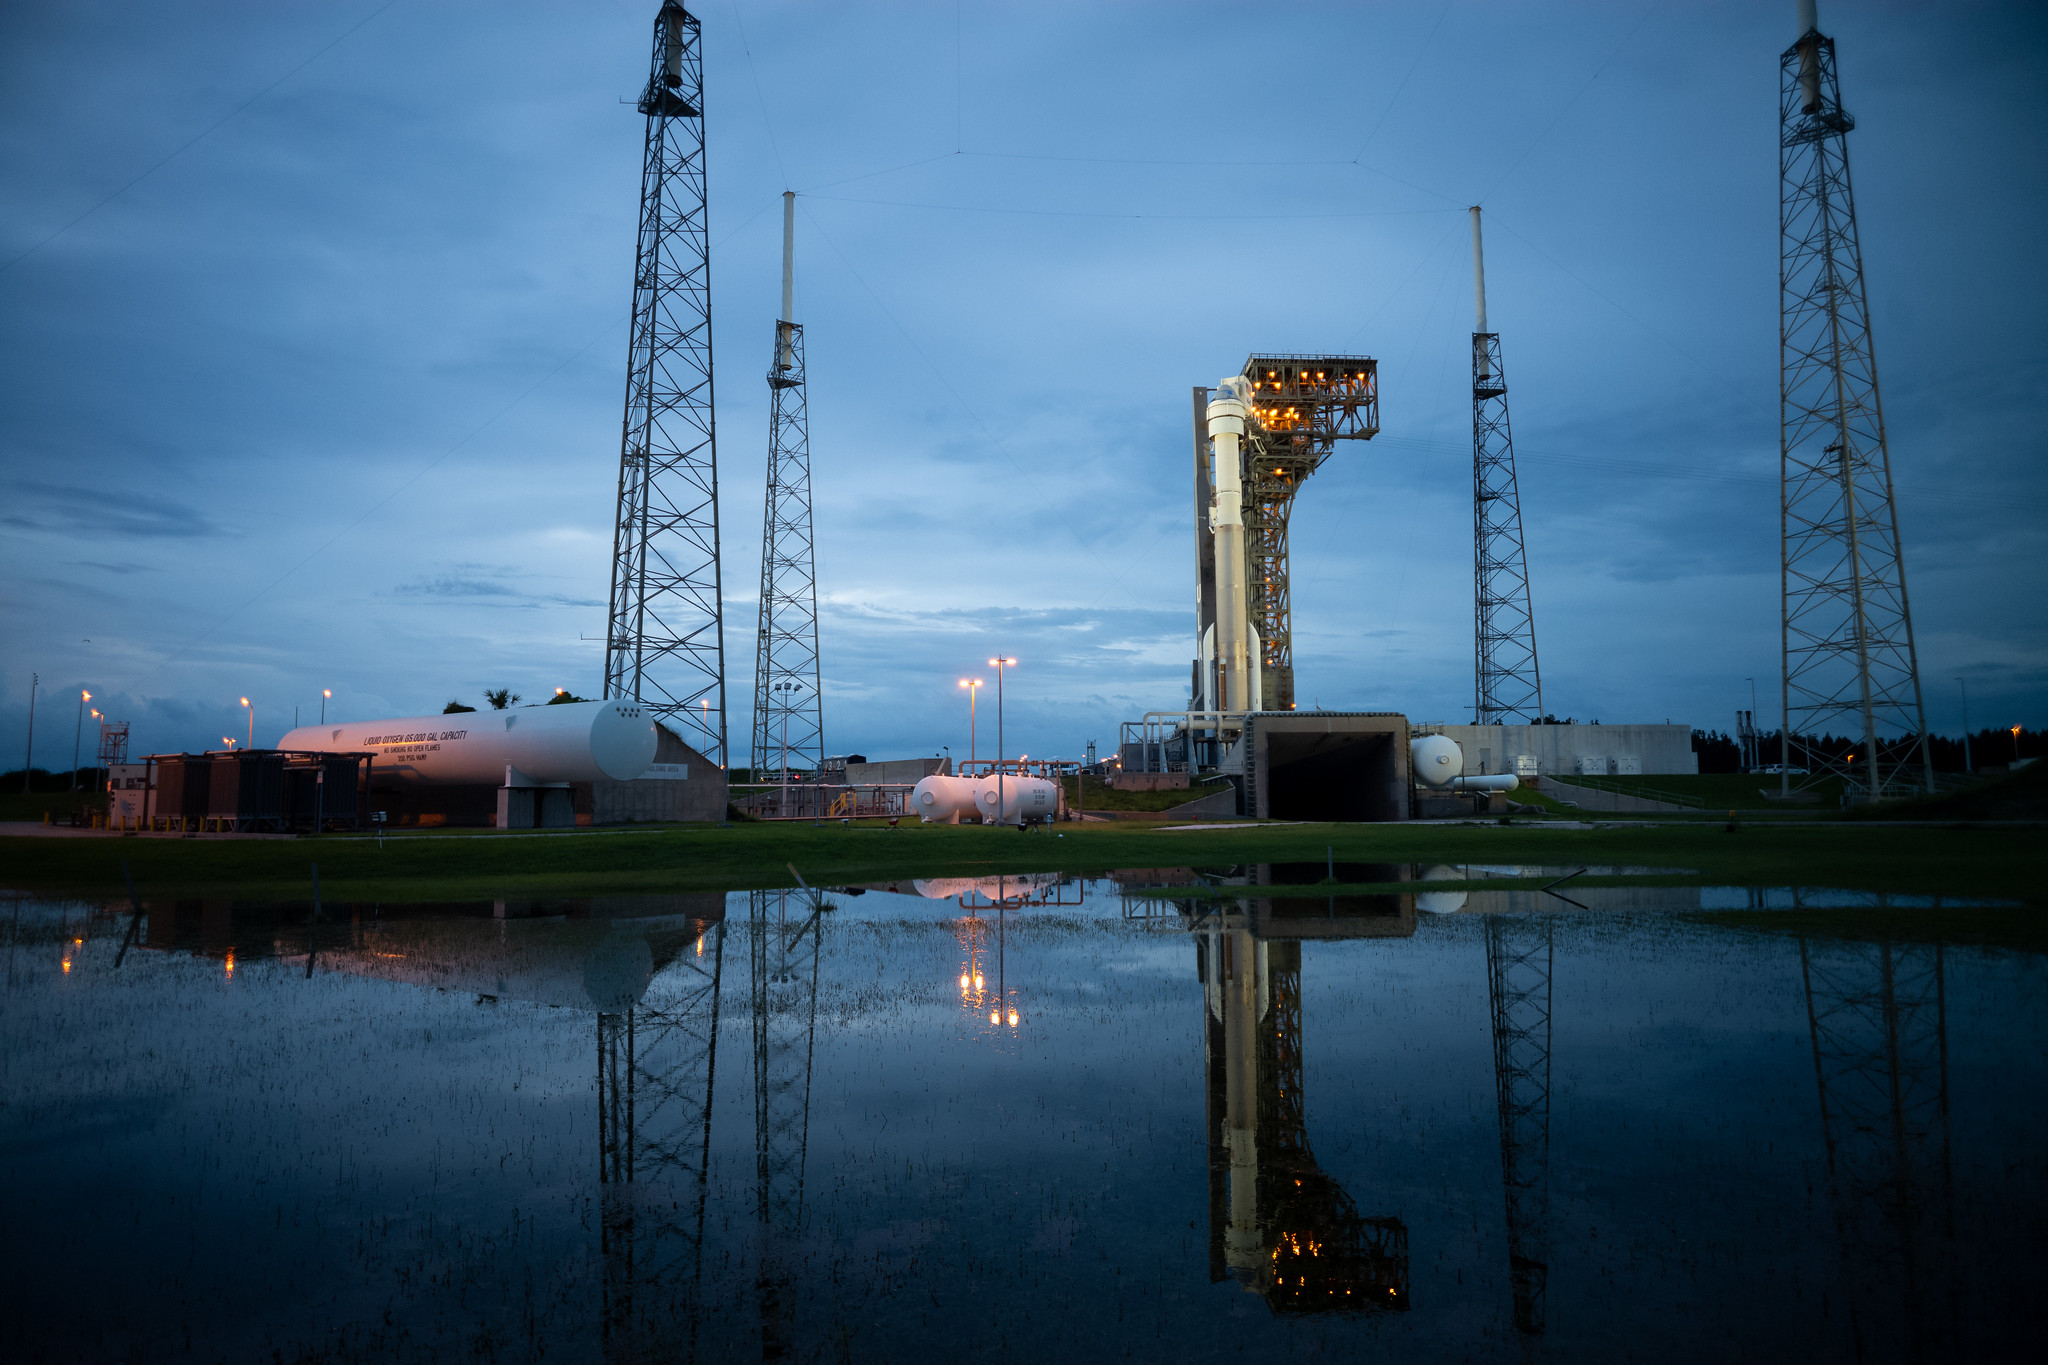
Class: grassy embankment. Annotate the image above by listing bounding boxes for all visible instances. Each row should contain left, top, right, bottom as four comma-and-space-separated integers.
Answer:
1060, 774, 1235, 813
2, 816, 2039, 910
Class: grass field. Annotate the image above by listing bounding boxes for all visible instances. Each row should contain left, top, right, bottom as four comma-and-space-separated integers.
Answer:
2, 815, 2038, 909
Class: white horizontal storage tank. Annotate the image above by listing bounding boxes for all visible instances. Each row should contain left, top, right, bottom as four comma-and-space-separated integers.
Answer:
1410, 734, 1463, 788
278, 701, 658, 785
973, 775, 1059, 825
911, 773, 1059, 825
911, 774, 982, 824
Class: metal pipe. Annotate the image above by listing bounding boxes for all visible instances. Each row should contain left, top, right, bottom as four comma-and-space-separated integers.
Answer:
1796, 1, 1821, 113
780, 191, 795, 325
1470, 206, 1490, 335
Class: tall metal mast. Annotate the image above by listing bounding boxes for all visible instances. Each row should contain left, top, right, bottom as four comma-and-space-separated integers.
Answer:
750, 192, 823, 777
1470, 207, 1544, 725
605, 2, 728, 767
1778, 0, 1932, 800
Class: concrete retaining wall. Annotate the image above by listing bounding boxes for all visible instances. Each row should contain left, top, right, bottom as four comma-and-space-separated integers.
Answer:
591, 724, 727, 824
1419, 722, 1697, 778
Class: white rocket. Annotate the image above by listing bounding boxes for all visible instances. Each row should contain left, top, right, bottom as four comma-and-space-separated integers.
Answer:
1206, 376, 1256, 713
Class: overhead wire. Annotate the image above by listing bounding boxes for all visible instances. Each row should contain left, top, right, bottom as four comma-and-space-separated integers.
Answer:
794, 198, 1149, 606
0, 0, 398, 278
804, 192, 1459, 222
119, 190, 789, 696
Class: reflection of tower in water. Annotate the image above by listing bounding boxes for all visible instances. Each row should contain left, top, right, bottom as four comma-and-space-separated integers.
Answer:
1197, 913, 1409, 1313
1485, 915, 1554, 1336
751, 889, 824, 1360
597, 917, 727, 1362
1800, 937, 1956, 1363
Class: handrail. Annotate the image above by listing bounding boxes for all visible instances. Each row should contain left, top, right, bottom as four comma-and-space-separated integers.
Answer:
1544, 774, 1705, 809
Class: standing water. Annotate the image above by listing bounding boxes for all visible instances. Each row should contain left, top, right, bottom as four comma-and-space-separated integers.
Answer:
2, 873, 2041, 1362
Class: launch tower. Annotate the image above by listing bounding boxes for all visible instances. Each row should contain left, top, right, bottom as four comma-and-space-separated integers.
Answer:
750, 194, 824, 777
1469, 207, 1545, 725
605, 2, 729, 768
1778, 0, 1932, 798
1193, 357, 1379, 715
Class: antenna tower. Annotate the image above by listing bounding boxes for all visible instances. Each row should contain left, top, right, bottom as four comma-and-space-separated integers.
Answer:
750, 193, 823, 776
1469, 207, 1544, 725
1778, 2, 1931, 799
605, 2, 728, 766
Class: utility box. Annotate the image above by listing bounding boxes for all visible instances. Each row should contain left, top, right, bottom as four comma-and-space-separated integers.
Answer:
107, 764, 152, 824
1615, 756, 1642, 775
1514, 754, 1540, 778
1575, 755, 1610, 776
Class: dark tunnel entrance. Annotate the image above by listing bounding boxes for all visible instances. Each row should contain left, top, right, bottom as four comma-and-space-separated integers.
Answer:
1248, 714, 1410, 822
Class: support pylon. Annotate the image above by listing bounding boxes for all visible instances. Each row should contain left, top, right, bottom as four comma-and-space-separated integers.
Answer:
1470, 207, 1544, 725
1778, 3, 1932, 800
605, 2, 728, 767
750, 193, 823, 778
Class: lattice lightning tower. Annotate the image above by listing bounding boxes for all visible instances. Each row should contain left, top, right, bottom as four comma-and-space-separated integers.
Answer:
750, 193, 823, 776
1778, 2, 1931, 798
1469, 207, 1544, 724
605, 2, 728, 767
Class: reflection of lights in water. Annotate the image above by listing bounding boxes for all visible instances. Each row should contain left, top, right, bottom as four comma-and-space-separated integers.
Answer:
958, 973, 970, 991
988, 1009, 998, 1026
1007, 1009, 1019, 1027
695, 933, 704, 958
225, 950, 236, 977
61, 957, 71, 973
973, 973, 983, 990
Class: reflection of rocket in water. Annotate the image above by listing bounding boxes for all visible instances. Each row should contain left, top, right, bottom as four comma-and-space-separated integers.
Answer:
1197, 914, 1408, 1313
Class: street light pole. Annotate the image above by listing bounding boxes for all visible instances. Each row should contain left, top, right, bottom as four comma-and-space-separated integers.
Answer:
1957, 678, 1971, 774
321, 689, 331, 724
23, 673, 37, 793
958, 679, 983, 765
1746, 676, 1758, 773
988, 657, 1016, 826
242, 698, 254, 751
71, 689, 89, 789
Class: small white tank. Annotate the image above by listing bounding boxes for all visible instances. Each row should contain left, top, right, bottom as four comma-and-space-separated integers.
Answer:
911, 774, 982, 824
1411, 734, 1464, 789
972, 775, 1059, 825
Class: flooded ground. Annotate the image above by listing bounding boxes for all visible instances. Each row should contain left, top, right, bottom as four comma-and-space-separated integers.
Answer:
3, 872, 2042, 1362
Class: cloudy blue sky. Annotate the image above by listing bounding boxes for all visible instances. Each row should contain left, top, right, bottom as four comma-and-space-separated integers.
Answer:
3, 0, 2044, 771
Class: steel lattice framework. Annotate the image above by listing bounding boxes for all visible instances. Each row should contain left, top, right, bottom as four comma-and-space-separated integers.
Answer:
749, 321, 822, 777
606, 2, 727, 767
1485, 915, 1554, 1336
598, 919, 727, 1361
1473, 333, 1544, 724
1778, 20, 1931, 798
1799, 937, 1955, 1362
1192, 357, 1377, 713
749, 888, 822, 1357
